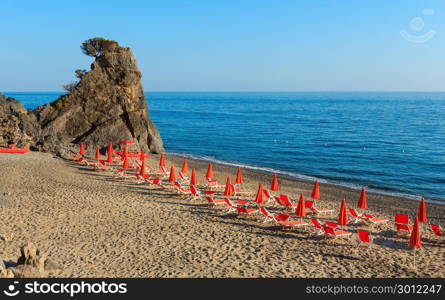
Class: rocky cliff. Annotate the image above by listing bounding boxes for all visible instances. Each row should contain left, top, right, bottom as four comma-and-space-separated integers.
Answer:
0, 94, 39, 148
0, 40, 164, 155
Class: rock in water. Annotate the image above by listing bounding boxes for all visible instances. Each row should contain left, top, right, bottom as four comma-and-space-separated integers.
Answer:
0, 39, 164, 155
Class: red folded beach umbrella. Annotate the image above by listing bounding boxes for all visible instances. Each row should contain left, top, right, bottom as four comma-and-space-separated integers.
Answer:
338, 199, 348, 226
409, 217, 422, 249
106, 142, 113, 163
255, 183, 264, 204
311, 180, 320, 199
224, 177, 233, 196
159, 153, 166, 167
140, 150, 148, 162
94, 147, 100, 160
295, 193, 306, 217
121, 145, 128, 161
190, 168, 197, 186
122, 155, 130, 169
139, 150, 146, 176
168, 166, 176, 182
181, 159, 189, 174
358, 187, 367, 209
79, 143, 85, 156
270, 174, 279, 192
206, 163, 214, 179
235, 168, 243, 185
417, 197, 427, 223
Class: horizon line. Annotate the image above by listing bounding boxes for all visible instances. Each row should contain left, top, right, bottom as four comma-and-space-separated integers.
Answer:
3, 90, 445, 93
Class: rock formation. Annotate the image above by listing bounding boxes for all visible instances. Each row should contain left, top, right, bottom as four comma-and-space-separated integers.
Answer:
0, 39, 164, 155
0, 94, 39, 148
0, 242, 62, 278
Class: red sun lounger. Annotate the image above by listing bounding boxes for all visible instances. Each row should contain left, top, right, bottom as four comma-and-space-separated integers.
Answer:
310, 218, 324, 236
259, 207, 290, 223
259, 208, 307, 229
362, 213, 389, 225
190, 185, 203, 200
348, 209, 365, 223
395, 223, 413, 233
279, 194, 297, 208
205, 196, 226, 207
174, 182, 192, 194
394, 213, 410, 225
324, 221, 338, 228
429, 223, 444, 237
306, 201, 334, 215
356, 230, 373, 246
234, 206, 258, 215
322, 225, 352, 238
394, 213, 412, 233
234, 188, 254, 196
262, 190, 275, 203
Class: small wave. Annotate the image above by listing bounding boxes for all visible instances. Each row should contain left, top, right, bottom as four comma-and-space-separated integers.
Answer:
167, 151, 318, 182
167, 151, 444, 205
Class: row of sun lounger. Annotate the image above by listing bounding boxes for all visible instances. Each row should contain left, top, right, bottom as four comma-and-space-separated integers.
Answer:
72, 148, 444, 246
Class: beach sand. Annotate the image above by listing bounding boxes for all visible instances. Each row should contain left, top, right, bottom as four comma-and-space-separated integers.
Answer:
0, 152, 444, 277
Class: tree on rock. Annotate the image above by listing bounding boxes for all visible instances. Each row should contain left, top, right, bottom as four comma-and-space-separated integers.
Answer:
80, 37, 120, 58
74, 69, 88, 80
62, 81, 78, 92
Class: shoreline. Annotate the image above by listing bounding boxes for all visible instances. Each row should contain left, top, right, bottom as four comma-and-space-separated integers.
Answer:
166, 152, 445, 208
163, 153, 445, 222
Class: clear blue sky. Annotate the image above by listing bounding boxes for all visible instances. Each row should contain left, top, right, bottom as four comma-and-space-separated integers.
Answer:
1, 0, 444, 92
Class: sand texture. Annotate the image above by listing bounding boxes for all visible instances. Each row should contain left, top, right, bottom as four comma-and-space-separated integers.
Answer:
0, 152, 444, 277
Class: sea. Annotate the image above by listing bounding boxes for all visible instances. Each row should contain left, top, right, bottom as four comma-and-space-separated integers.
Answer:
3, 91, 445, 203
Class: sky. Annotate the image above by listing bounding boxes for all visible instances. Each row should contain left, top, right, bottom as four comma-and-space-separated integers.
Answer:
1, 0, 444, 92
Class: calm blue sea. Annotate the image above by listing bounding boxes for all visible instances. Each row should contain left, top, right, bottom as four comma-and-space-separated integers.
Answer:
4, 91, 445, 203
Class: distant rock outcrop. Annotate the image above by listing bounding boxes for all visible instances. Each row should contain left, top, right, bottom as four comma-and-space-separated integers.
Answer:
0, 94, 39, 148
0, 39, 164, 155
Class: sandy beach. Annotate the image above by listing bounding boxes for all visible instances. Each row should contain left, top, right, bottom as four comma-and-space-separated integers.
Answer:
0, 151, 444, 278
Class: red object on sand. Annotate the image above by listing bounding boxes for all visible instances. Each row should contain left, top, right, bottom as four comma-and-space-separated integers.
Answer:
140, 150, 148, 162
122, 155, 130, 169
206, 163, 214, 179
159, 153, 166, 167
181, 159, 189, 174
311, 180, 320, 199
417, 197, 427, 223
409, 217, 422, 249
79, 143, 85, 156
235, 168, 243, 185
190, 168, 197, 186
107, 142, 113, 163
295, 194, 306, 217
122, 145, 128, 161
255, 184, 264, 204
0, 145, 30, 154
139, 150, 146, 176
119, 140, 135, 145
270, 174, 279, 191
94, 147, 100, 160
168, 166, 176, 182
338, 199, 348, 226
224, 177, 233, 196
358, 187, 367, 209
